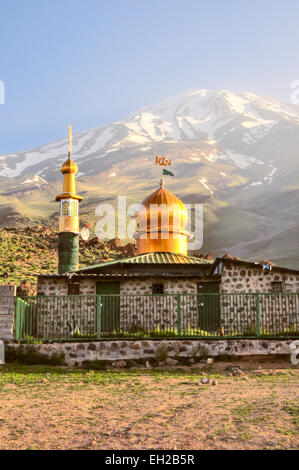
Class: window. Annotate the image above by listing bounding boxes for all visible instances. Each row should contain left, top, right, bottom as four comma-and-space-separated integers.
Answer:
152, 283, 164, 294
68, 283, 80, 295
60, 200, 78, 217
61, 200, 69, 216
271, 282, 283, 292
70, 200, 78, 216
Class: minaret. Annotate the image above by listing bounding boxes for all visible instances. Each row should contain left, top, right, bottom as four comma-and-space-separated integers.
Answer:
55, 126, 82, 274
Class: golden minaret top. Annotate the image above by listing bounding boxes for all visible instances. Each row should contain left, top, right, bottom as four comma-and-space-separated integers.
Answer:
56, 125, 82, 201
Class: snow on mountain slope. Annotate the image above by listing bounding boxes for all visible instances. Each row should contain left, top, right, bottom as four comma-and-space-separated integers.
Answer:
0, 88, 298, 267
1, 89, 299, 181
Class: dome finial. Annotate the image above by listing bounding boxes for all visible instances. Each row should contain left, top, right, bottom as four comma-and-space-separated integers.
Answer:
68, 124, 72, 158
160, 177, 164, 188
61, 125, 78, 175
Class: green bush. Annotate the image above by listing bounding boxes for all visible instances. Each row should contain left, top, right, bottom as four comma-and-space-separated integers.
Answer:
190, 343, 209, 360
5, 345, 65, 366
155, 345, 168, 362
82, 360, 108, 370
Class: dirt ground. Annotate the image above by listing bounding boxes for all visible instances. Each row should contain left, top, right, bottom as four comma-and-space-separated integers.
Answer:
0, 358, 298, 450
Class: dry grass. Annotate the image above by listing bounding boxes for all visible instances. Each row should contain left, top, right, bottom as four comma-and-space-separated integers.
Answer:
0, 360, 298, 450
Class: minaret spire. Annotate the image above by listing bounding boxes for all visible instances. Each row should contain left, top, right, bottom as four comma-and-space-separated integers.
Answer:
55, 126, 82, 274
68, 124, 72, 158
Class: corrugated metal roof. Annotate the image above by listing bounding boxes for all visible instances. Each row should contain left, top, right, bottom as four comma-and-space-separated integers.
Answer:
38, 272, 219, 279
77, 252, 213, 272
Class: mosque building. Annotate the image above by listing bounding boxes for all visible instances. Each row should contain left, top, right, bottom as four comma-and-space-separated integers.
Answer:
36, 129, 299, 336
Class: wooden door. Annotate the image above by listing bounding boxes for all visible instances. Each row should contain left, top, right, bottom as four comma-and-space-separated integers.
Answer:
96, 282, 120, 332
197, 283, 220, 332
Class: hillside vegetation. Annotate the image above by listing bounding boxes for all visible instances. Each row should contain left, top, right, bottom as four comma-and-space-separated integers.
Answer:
0, 226, 136, 295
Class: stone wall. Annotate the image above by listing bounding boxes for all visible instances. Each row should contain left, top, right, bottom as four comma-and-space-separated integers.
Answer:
119, 278, 199, 295
37, 277, 96, 296
220, 262, 299, 293
37, 277, 200, 296
35, 275, 299, 337
36, 295, 96, 339
37, 277, 203, 335
220, 292, 299, 334
219, 262, 299, 334
119, 277, 201, 331
6, 338, 298, 366
0, 285, 16, 340
37, 277, 68, 296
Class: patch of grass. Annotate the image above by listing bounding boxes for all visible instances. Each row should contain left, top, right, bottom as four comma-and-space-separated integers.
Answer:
232, 404, 255, 423
282, 403, 299, 426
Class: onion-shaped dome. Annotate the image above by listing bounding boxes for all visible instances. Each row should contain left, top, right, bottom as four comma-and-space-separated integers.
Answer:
61, 157, 78, 175
135, 180, 191, 256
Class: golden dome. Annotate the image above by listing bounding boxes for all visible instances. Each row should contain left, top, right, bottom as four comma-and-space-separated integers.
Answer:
61, 157, 78, 175
135, 180, 190, 256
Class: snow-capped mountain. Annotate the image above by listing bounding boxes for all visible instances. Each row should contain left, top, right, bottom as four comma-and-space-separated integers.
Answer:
1, 89, 299, 182
0, 89, 298, 267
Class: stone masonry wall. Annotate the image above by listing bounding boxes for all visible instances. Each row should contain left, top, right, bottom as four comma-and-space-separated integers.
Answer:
36, 279, 96, 338
37, 278, 68, 296
220, 263, 299, 334
36, 277, 203, 337
0, 285, 16, 340
6, 338, 298, 366
35, 273, 299, 338
220, 263, 299, 293
119, 277, 201, 331
37, 278, 96, 296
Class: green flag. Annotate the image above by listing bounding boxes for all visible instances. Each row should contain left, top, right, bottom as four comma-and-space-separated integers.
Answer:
163, 168, 174, 177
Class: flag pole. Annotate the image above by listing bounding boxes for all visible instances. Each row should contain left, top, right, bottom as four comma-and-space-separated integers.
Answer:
160, 167, 164, 188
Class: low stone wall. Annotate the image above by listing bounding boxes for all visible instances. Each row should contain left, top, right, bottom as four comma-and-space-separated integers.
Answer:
0, 285, 16, 340
6, 339, 297, 366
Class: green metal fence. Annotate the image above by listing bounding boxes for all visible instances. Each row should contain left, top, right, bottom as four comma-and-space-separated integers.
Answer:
14, 292, 299, 342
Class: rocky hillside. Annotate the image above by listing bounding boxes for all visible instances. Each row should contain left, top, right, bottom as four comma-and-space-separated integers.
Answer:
0, 225, 284, 296
0, 226, 217, 295
0, 226, 137, 295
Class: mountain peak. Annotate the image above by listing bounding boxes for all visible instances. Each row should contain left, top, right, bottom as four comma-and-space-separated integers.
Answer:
0, 88, 298, 185
0, 88, 298, 268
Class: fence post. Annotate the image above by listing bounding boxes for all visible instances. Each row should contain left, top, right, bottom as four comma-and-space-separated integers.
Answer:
255, 293, 260, 337
14, 298, 21, 341
96, 295, 101, 339
177, 294, 181, 336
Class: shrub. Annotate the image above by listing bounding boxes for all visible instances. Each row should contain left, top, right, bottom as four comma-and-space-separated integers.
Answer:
190, 343, 209, 361
82, 360, 109, 370
155, 345, 168, 362
5, 345, 65, 366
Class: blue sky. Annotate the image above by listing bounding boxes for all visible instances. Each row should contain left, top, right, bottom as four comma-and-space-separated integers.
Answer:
0, 0, 298, 154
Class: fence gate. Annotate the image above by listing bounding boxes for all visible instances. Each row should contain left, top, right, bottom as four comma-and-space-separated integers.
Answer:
15, 297, 35, 341
96, 283, 120, 332
197, 283, 220, 331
